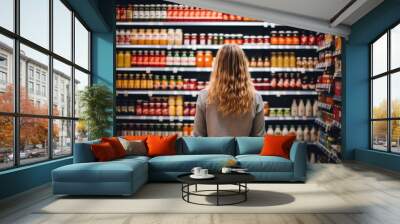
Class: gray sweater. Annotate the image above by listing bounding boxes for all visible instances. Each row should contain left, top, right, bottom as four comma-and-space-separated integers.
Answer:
193, 89, 265, 137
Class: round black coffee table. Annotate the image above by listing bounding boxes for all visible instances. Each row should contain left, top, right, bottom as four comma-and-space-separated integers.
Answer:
177, 173, 255, 206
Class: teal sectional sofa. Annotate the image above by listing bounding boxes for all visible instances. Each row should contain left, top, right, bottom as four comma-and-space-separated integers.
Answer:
52, 137, 307, 196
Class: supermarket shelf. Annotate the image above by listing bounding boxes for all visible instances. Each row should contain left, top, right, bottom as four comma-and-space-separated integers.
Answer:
312, 142, 341, 163
117, 90, 199, 96
116, 21, 276, 27
116, 90, 318, 96
317, 43, 332, 52
116, 115, 316, 121
315, 118, 330, 130
318, 101, 333, 110
333, 95, 342, 102
116, 44, 319, 50
332, 120, 342, 129
315, 62, 332, 69
117, 115, 194, 121
316, 83, 332, 92
265, 116, 316, 121
334, 72, 342, 78
116, 67, 324, 73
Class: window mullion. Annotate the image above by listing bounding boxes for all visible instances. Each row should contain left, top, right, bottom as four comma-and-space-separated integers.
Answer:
13, 0, 21, 167
48, 0, 54, 160
71, 10, 76, 154
387, 30, 391, 152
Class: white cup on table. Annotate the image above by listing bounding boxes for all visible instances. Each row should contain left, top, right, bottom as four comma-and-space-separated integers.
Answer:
191, 167, 202, 176
199, 169, 208, 176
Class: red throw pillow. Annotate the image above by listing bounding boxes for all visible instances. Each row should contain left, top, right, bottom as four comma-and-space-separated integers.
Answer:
91, 142, 117, 162
101, 137, 126, 158
146, 135, 178, 157
124, 135, 148, 141
260, 135, 296, 159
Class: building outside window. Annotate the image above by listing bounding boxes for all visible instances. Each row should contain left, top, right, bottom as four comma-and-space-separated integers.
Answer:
0, 0, 91, 170
370, 22, 400, 153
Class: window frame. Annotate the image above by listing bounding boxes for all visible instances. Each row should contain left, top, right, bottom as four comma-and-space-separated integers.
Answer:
370, 20, 400, 154
0, 0, 92, 171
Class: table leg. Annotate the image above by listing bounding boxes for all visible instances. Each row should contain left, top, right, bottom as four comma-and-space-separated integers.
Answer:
216, 184, 219, 206
245, 183, 247, 201
195, 184, 198, 192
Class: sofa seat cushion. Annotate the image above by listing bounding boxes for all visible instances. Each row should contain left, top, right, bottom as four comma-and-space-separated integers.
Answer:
149, 154, 235, 172
53, 159, 147, 183
236, 155, 293, 172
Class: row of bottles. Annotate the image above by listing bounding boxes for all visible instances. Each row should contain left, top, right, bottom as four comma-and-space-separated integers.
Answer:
116, 50, 215, 68
116, 28, 319, 46
116, 96, 196, 117
254, 73, 316, 91
116, 73, 207, 91
116, 4, 256, 22
117, 122, 194, 137
266, 125, 318, 143
264, 99, 318, 117
116, 50, 319, 69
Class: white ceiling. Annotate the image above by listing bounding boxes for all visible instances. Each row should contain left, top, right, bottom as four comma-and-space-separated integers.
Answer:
169, 0, 384, 37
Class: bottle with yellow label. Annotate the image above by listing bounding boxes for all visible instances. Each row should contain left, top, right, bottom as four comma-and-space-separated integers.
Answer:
134, 74, 141, 89
140, 74, 147, 89
117, 51, 124, 68
128, 74, 134, 89
147, 74, 154, 89
123, 51, 131, 68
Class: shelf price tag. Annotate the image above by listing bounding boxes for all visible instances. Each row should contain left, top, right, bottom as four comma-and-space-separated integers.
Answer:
145, 68, 151, 73
167, 45, 172, 50
169, 116, 174, 122
173, 67, 178, 73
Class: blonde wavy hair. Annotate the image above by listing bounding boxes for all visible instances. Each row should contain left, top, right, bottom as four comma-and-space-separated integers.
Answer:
207, 44, 255, 117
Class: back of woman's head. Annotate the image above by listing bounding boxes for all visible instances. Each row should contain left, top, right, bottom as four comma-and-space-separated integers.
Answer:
207, 44, 255, 117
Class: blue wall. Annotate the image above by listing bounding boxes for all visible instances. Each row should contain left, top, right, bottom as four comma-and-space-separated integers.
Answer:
92, 32, 115, 135
0, 158, 72, 199
345, 0, 400, 171
0, 0, 115, 200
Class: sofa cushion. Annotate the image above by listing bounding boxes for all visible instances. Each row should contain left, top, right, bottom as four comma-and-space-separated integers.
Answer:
260, 135, 296, 159
149, 154, 235, 172
53, 158, 147, 183
236, 155, 293, 172
73, 139, 100, 163
101, 137, 127, 158
180, 137, 235, 155
236, 137, 264, 155
91, 142, 118, 161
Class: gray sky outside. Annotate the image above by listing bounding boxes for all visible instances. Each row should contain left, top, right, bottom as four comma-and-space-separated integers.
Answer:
0, 0, 89, 73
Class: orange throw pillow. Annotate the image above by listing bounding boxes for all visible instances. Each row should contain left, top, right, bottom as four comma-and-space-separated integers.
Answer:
146, 135, 178, 157
101, 137, 126, 158
91, 142, 117, 162
260, 135, 296, 159
124, 135, 148, 141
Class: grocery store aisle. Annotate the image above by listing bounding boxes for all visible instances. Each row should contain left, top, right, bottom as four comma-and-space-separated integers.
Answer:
1, 163, 400, 224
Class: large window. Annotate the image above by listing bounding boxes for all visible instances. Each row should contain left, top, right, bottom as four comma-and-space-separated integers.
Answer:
0, 0, 91, 170
370, 23, 400, 153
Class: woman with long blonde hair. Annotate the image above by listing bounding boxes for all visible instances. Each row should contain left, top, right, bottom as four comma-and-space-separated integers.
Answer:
193, 44, 265, 137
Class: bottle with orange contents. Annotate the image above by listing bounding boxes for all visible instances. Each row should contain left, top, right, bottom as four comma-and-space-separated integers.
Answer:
204, 51, 213, 67
117, 51, 124, 68
123, 51, 131, 67
196, 51, 204, 67
145, 29, 152, 45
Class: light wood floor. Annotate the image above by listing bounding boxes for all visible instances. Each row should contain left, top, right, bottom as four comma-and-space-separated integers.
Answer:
1, 162, 400, 224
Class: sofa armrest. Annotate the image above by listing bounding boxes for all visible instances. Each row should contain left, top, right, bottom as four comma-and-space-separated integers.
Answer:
73, 140, 100, 163
289, 141, 307, 181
